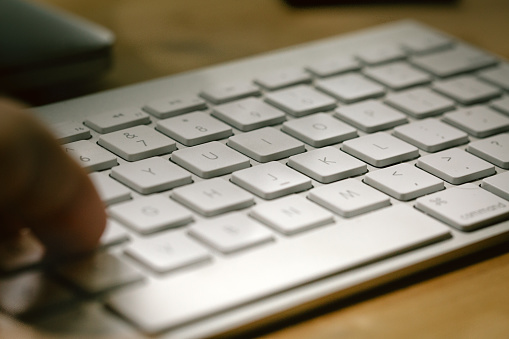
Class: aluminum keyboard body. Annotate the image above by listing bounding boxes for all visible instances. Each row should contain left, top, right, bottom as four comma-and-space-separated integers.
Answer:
4, 20, 509, 339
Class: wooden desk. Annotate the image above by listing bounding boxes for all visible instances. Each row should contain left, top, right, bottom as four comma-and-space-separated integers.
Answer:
4, 0, 509, 338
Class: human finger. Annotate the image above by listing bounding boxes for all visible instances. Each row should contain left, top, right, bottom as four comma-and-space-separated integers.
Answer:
0, 98, 106, 255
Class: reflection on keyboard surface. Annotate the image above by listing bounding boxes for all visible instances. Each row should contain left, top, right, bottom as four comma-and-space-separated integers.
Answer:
2, 20, 509, 339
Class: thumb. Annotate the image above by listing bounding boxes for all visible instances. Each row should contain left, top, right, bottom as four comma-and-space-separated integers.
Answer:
0, 98, 106, 255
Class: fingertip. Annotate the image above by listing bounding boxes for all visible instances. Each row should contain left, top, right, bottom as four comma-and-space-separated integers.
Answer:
0, 97, 107, 257
30, 173, 107, 256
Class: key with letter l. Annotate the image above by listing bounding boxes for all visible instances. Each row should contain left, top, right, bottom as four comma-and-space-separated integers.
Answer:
308, 178, 391, 217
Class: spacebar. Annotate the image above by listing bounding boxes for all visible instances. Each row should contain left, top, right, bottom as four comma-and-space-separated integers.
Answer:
107, 205, 450, 333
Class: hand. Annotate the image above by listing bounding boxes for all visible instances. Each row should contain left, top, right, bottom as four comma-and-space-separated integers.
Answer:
0, 98, 106, 256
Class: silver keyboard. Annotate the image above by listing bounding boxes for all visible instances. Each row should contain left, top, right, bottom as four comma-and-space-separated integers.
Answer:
2, 20, 509, 339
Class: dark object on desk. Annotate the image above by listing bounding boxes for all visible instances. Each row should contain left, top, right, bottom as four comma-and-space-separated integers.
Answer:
284, 0, 458, 6
0, 0, 114, 93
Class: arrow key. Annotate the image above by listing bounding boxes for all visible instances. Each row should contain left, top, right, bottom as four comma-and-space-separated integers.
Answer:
364, 163, 444, 200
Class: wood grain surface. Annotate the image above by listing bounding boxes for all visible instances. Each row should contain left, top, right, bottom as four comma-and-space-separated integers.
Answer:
27, 0, 509, 104
3, 0, 509, 338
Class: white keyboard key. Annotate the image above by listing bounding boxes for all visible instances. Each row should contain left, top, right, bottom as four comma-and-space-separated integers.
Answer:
385, 87, 455, 119
415, 183, 509, 231
410, 45, 497, 77
51, 121, 91, 144
109, 195, 193, 234
200, 82, 261, 104
156, 112, 232, 146
143, 96, 207, 119
189, 213, 274, 254
125, 232, 211, 273
89, 172, 131, 206
100, 219, 130, 247
250, 195, 334, 235
254, 67, 312, 90
481, 172, 509, 201
227, 127, 305, 162
211, 97, 286, 131
305, 56, 360, 77
442, 106, 509, 138
172, 178, 254, 216
364, 163, 444, 201
363, 62, 432, 90
334, 99, 407, 133
393, 118, 468, 152
98, 125, 176, 161
400, 32, 452, 55
467, 133, 509, 169
231, 161, 312, 199
432, 75, 501, 105
64, 140, 117, 172
308, 178, 391, 217
55, 252, 143, 295
288, 146, 367, 183
478, 64, 509, 91
416, 148, 496, 185
355, 44, 406, 65
110, 157, 192, 194
490, 97, 509, 115
84, 108, 150, 133
315, 73, 385, 103
264, 85, 337, 117
171, 141, 250, 178
281, 112, 357, 147
341, 132, 419, 167
107, 204, 449, 334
